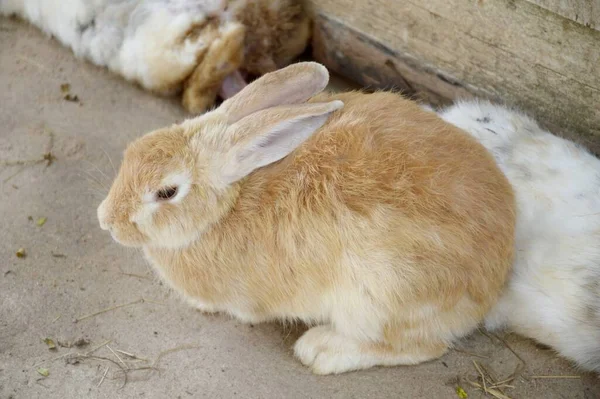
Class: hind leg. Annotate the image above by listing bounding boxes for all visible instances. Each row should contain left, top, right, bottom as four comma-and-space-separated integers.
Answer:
292, 293, 485, 375
182, 23, 245, 114
294, 325, 448, 375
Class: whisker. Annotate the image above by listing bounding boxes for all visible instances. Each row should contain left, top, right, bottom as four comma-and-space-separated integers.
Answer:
78, 170, 107, 190
100, 147, 117, 177
82, 159, 111, 184
77, 170, 109, 192
84, 187, 107, 198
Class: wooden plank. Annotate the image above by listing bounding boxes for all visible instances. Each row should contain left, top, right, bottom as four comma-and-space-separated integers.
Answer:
312, 14, 476, 107
526, 0, 599, 30
309, 0, 600, 153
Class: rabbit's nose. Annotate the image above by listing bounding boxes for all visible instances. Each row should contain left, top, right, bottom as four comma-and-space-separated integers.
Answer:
97, 200, 111, 230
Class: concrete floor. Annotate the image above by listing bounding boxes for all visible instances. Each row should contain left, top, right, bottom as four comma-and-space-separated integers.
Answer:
0, 16, 598, 399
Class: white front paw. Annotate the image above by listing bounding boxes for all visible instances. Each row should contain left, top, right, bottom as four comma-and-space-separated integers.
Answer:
293, 326, 366, 375
186, 298, 218, 314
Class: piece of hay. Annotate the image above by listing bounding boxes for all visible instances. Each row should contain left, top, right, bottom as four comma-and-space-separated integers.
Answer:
107, 345, 128, 370
114, 349, 149, 362
58, 338, 90, 348
97, 366, 109, 387
36, 217, 47, 226
73, 299, 145, 323
466, 380, 512, 399
530, 375, 581, 379
468, 360, 518, 399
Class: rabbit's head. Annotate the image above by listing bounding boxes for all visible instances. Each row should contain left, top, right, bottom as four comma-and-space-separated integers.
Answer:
98, 62, 342, 249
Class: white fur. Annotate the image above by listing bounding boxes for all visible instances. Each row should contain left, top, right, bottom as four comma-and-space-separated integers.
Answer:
160, 171, 192, 204
438, 100, 600, 372
1, 0, 228, 93
133, 194, 159, 225
97, 198, 109, 231
294, 326, 437, 375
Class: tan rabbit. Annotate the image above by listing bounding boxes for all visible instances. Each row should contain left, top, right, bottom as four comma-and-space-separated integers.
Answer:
98, 62, 516, 374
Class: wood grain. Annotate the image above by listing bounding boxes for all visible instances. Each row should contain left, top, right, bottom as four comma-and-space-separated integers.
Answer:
527, 0, 599, 30
309, 0, 600, 152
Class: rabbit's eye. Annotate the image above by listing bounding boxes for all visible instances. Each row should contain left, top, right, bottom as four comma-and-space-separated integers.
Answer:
156, 186, 178, 201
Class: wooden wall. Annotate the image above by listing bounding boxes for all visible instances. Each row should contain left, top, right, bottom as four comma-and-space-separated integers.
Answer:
528, 0, 599, 30
307, 0, 600, 152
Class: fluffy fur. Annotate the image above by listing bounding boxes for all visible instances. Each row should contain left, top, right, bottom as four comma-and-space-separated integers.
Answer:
437, 100, 600, 372
1, 0, 310, 113
98, 63, 516, 374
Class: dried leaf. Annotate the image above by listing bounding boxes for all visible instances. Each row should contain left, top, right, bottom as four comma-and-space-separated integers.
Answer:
60, 83, 70, 93
37, 367, 49, 377
37, 217, 47, 226
456, 386, 468, 399
43, 152, 56, 166
63, 94, 79, 103
16, 248, 26, 258
73, 338, 90, 347
43, 338, 57, 350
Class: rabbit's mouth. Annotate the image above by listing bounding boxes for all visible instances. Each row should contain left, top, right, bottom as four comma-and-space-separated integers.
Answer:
99, 216, 148, 248
107, 228, 148, 248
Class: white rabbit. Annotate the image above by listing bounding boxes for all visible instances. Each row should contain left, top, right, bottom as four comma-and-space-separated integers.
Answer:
1, 0, 310, 113
1, 0, 225, 91
437, 100, 600, 372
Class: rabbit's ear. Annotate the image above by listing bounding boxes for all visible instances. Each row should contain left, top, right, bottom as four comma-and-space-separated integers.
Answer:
217, 100, 343, 185
219, 62, 330, 124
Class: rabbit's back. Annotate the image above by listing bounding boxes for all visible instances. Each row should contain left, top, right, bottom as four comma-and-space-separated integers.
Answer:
229, 92, 515, 313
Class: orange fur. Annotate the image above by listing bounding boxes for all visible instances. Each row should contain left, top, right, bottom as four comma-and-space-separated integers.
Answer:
98, 63, 515, 374
182, 23, 246, 114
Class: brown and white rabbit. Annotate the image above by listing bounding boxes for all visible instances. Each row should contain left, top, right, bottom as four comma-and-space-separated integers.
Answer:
0, 0, 309, 113
97, 62, 516, 374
